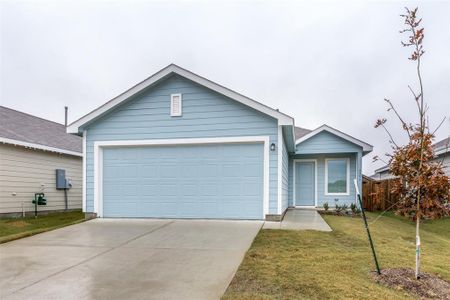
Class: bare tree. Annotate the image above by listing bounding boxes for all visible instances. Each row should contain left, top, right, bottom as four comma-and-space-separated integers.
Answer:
374, 7, 450, 280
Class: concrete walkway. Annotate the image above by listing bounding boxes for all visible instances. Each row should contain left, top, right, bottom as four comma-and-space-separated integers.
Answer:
0, 219, 262, 300
263, 209, 332, 231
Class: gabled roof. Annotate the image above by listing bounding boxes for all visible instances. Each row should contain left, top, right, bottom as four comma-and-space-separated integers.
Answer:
374, 165, 389, 173
433, 137, 450, 155
295, 124, 373, 153
374, 136, 450, 174
294, 126, 312, 140
0, 106, 82, 156
67, 64, 294, 134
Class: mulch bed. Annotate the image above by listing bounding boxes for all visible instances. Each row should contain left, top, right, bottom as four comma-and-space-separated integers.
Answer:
373, 268, 450, 299
318, 210, 361, 217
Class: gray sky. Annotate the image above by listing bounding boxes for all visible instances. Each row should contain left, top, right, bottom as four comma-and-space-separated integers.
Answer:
1, 0, 449, 175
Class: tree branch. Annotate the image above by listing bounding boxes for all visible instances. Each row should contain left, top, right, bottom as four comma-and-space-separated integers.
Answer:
385, 98, 412, 138
381, 123, 400, 148
431, 117, 446, 135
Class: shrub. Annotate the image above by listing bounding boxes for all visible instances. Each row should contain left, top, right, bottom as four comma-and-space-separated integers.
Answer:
350, 203, 357, 214
342, 204, 349, 214
323, 202, 329, 211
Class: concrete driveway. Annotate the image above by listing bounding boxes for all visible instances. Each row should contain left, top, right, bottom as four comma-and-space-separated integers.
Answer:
0, 218, 262, 300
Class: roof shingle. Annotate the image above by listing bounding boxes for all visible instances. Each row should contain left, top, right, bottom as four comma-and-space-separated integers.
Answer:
433, 137, 450, 151
294, 126, 312, 140
0, 106, 82, 153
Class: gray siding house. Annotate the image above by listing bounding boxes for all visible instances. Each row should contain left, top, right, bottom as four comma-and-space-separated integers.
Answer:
0, 106, 82, 216
68, 64, 372, 220
371, 137, 450, 180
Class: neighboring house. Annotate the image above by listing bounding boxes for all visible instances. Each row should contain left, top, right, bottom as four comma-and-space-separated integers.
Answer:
67, 64, 372, 220
371, 137, 450, 180
371, 165, 395, 181
0, 106, 82, 217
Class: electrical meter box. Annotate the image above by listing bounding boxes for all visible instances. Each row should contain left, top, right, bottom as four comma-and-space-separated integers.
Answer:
56, 169, 66, 189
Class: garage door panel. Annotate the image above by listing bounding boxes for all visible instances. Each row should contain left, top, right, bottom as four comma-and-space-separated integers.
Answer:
102, 143, 263, 219
179, 184, 198, 196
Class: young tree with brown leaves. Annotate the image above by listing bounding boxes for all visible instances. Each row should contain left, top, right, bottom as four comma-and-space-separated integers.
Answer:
374, 7, 450, 280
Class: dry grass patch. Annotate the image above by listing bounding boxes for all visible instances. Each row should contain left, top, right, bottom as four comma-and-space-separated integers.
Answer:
223, 212, 449, 300
0, 211, 85, 243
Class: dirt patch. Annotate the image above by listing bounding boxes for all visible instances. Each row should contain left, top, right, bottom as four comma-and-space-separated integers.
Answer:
318, 210, 361, 218
373, 268, 450, 299
6, 220, 30, 228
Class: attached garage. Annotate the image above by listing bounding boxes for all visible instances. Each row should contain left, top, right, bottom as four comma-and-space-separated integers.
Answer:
96, 138, 269, 219
67, 65, 371, 220
70, 65, 296, 220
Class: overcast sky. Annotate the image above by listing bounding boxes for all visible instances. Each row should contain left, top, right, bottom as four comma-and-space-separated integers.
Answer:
1, 0, 449, 174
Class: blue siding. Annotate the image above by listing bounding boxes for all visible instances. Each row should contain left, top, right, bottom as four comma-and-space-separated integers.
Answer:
102, 143, 263, 219
290, 130, 364, 207
296, 131, 362, 154
288, 156, 294, 207
85, 75, 279, 214
289, 153, 359, 207
281, 135, 289, 212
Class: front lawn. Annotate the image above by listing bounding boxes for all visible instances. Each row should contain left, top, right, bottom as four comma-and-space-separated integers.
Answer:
223, 212, 450, 299
0, 211, 85, 243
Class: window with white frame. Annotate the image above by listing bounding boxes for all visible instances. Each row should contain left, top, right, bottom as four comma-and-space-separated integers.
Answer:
325, 158, 350, 195
170, 94, 182, 116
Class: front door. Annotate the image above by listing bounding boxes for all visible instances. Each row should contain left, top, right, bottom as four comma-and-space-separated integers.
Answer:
295, 161, 315, 206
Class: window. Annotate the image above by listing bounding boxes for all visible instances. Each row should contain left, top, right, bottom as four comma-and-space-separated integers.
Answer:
170, 94, 182, 116
325, 158, 349, 195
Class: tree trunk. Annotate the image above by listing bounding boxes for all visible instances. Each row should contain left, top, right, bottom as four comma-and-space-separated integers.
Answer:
415, 215, 421, 279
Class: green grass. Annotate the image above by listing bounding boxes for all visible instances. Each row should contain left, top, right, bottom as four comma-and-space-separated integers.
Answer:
0, 211, 86, 243
223, 212, 450, 300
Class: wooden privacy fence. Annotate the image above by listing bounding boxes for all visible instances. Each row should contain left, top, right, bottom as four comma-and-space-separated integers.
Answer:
362, 176, 400, 212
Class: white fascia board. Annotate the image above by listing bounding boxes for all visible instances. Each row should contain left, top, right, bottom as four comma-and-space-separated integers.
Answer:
295, 124, 373, 152
374, 165, 389, 173
277, 125, 283, 214
67, 64, 294, 134
435, 147, 449, 156
82, 130, 87, 212
0, 137, 82, 157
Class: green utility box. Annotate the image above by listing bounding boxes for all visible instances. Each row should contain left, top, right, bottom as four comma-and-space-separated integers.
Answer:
32, 193, 47, 217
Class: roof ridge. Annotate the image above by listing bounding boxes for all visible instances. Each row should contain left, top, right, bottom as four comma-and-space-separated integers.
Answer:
0, 105, 65, 127
67, 64, 294, 133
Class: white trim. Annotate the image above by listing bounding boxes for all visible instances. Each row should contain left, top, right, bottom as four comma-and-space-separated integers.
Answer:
67, 64, 294, 134
355, 152, 361, 204
82, 130, 87, 212
374, 165, 389, 173
435, 148, 449, 156
277, 125, 282, 214
295, 124, 373, 153
293, 159, 318, 207
0, 137, 82, 157
324, 158, 350, 196
170, 93, 182, 116
93, 136, 270, 219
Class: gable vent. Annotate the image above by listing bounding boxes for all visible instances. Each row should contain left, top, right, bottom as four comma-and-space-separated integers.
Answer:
170, 94, 182, 116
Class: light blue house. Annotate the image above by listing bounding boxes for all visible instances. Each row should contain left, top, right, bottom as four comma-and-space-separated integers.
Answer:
68, 64, 372, 220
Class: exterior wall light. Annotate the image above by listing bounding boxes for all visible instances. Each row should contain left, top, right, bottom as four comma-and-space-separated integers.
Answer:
270, 143, 276, 151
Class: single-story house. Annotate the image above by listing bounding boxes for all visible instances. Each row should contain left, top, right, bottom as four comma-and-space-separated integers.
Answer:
67, 64, 372, 220
371, 137, 450, 180
0, 106, 83, 217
